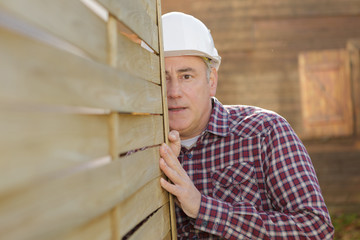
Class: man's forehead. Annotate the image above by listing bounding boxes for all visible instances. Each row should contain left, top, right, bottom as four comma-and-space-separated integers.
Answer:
165, 67, 196, 74
165, 56, 206, 72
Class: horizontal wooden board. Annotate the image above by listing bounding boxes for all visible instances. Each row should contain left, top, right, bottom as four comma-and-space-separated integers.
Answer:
0, 147, 162, 240
114, 147, 163, 205
0, 111, 109, 195
216, 36, 353, 53
190, 0, 360, 18
127, 204, 170, 240
0, 26, 162, 114
98, 0, 159, 53
116, 31, 160, 84
117, 177, 168, 237
254, 16, 360, 41
56, 212, 112, 240
117, 114, 164, 155
0, 0, 108, 62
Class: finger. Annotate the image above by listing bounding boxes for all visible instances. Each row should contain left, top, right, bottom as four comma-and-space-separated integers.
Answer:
160, 144, 188, 179
159, 158, 183, 185
160, 177, 180, 196
169, 130, 179, 142
160, 144, 180, 167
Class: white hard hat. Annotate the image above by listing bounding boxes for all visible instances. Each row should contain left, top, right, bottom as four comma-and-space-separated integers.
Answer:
162, 12, 221, 70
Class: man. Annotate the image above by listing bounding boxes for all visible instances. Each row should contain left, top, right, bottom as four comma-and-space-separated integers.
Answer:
159, 12, 334, 239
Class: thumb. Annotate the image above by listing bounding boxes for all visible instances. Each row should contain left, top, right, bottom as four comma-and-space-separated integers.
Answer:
168, 130, 181, 157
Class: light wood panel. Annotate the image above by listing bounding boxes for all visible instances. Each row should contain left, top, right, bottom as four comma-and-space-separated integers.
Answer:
0, 26, 162, 114
117, 177, 168, 237
0, 147, 162, 240
98, 0, 159, 53
0, 111, 109, 194
127, 204, 170, 240
116, 31, 160, 84
0, 0, 108, 62
117, 114, 163, 155
0, 0, 175, 238
57, 213, 112, 240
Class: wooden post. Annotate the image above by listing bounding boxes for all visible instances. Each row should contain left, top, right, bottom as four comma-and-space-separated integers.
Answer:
107, 15, 120, 240
347, 40, 360, 136
156, 0, 178, 239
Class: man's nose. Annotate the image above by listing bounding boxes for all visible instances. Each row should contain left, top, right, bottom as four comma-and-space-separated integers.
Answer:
167, 79, 182, 98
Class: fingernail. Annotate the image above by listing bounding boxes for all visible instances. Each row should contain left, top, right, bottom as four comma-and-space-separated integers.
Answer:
161, 144, 167, 153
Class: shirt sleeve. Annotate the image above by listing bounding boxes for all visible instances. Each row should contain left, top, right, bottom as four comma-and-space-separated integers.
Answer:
193, 116, 334, 239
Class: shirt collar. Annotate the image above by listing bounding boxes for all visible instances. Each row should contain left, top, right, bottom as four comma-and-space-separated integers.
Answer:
205, 97, 230, 137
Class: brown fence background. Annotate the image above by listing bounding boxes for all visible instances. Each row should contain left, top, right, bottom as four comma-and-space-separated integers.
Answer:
0, 0, 176, 239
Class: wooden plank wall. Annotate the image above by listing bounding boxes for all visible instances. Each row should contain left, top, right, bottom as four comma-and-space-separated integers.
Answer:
0, 0, 176, 239
304, 138, 360, 214
162, 0, 360, 134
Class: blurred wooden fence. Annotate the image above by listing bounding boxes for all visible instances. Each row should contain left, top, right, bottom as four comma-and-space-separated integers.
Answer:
0, 0, 176, 239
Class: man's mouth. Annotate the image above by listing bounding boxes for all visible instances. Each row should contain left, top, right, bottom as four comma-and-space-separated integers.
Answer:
168, 107, 186, 112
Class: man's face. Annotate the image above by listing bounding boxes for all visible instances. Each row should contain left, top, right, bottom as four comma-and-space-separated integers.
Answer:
165, 56, 217, 140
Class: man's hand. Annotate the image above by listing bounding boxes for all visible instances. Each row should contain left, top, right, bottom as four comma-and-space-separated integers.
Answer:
159, 141, 201, 219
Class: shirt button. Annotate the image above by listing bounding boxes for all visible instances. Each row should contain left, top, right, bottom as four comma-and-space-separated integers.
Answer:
187, 153, 193, 159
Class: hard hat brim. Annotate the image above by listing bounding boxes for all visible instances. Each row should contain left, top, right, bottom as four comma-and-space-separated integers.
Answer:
164, 50, 221, 70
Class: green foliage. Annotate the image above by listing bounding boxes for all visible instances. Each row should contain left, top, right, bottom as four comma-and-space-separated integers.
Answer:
332, 213, 360, 240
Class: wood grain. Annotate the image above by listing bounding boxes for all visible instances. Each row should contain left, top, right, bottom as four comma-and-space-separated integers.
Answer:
0, 0, 174, 239
116, 30, 160, 84
117, 114, 164, 155
127, 204, 170, 240
299, 49, 354, 138
56, 212, 112, 240
117, 177, 169, 237
0, 147, 162, 240
0, 0, 108, 62
98, 0, 159, 53
0, 27, 162, 114
190, 0, 360, 18
0, 111, 109, 195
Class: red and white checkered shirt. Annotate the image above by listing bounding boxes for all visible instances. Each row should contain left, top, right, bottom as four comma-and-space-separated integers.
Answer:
176, 98, 334, 239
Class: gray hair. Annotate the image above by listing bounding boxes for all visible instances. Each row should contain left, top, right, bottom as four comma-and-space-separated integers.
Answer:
201, 57, 212, 81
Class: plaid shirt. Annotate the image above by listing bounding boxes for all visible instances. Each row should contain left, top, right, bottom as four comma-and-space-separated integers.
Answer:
176, 98, 334, 239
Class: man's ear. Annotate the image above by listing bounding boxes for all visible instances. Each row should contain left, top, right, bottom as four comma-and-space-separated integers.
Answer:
209, 68, 218, 97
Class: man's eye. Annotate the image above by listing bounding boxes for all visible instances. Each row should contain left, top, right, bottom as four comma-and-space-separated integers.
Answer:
183, 74, 192, 80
